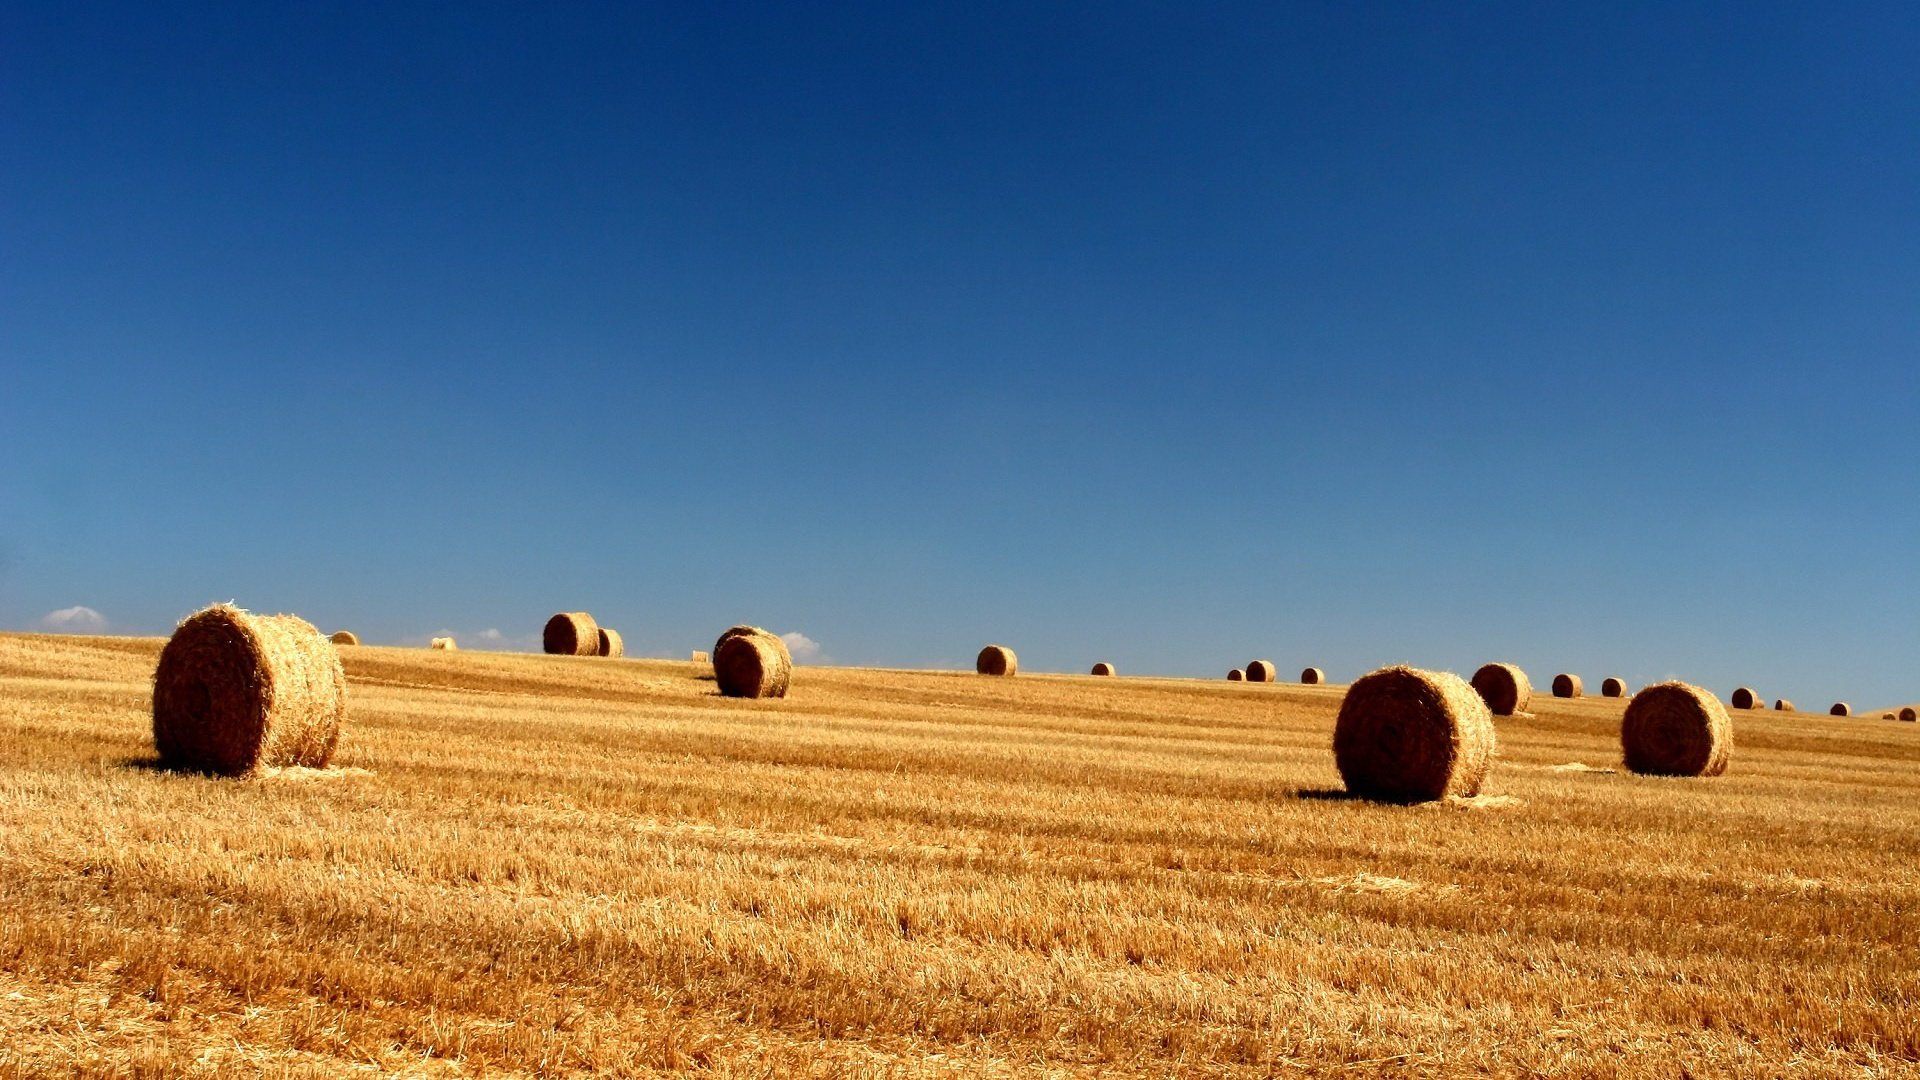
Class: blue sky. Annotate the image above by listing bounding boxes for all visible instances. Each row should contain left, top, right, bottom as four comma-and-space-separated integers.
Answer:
3, 2, 1915, 707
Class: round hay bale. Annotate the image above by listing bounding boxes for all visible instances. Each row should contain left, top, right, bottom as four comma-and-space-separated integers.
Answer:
976, 644, 1017, 676
1773, 699, 1794, 712
1600, 677, 1628, 698
1090, 662, 1115, 676
1300, 667, 1326, 685
1621, 681, 1731, 777
691, 649, 710, 664
1884, 713, 1898, 721
543, 612, 600, 656
1729, 686, 1760, 710
1903, 708, 1917, 723
597, 627, 624, 658
1829, 702, 1851, 717
1333, 666, 1496, 803
430, 636, 457, 651
1227, 668, 1245, 681
1245, 660, 1276, 683
715, 629, 792, 698
329, 630, 359, 646
714, 624, 768, 662
1470, 663, 1531, 716
1552, 673, 1584, 699
151, 604, 345, 776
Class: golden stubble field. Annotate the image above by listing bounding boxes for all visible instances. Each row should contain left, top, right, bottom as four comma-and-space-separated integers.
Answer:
0, 632, 1916, 1078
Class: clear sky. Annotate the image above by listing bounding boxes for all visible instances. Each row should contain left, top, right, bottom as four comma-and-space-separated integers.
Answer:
3, 2, 1915, 707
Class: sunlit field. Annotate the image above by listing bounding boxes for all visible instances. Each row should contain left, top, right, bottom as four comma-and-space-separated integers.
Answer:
1, 632, 1916, 1078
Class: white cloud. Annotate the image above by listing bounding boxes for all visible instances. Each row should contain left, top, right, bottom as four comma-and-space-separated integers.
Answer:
779, 631, 823, 663
479, 628, 504, 641
39, 606, 108, 633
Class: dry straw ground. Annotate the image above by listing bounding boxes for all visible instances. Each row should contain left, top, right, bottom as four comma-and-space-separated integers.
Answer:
0, 632, 1916, 1077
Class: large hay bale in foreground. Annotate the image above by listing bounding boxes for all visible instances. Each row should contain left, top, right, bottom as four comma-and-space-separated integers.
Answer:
977, 644, 1017, 676
1552, 673, 1583, 699
1300, 667, 1326, 685
1903, 708, 1917, 723
151, 604, 345, 776
1470, 663, 1531, 716
1245, 660, 1276, 683
714, 628, 792, 698
597, 627, 624, 658
544, 612, 600, 656
1829, 702, 1851, 717
713, 625, 773, 662
430, 637, 457, 651
1773, 699, 1794, 712
1622, 682, 1731, 777
1333, 666, 1496, 803
1600, 677, 1628, 698
1730, 686, 1760, 710
329, 630, 359, 646
1227, 668, 1245, 682
1090, 662, 1115, 676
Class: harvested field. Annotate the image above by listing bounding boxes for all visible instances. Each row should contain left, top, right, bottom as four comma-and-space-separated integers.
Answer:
0, 632, 1917, 1077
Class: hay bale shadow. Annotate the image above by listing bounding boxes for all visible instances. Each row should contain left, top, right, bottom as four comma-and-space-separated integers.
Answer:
1295, 787, 1367, 802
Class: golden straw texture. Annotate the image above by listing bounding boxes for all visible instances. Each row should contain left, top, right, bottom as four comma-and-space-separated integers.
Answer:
150, 604, 345, 777
543, 612, 600, 657
1333, 666, 1496, 804
976, 645, 1017, 677
1622, 682, 1731, 777
1470, 663, 1531, 716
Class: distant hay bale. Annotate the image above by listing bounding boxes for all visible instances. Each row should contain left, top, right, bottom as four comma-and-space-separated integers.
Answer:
1829, 702, 1851, 717
1300, 667, 1326, 685
1730, 687, 1763, 710
1773, 699, 1794, 712
597, 627, 624, 658
430, 637, 456, 651
691, 650, 710, 664
151, 603, 345, 777
714, 628, 792, 698
543, 612, 600, 656
976, 644, 1017, 677
1227, 668, 1245, 681
1552, 673, 1583, 699
1333, 666, 1496, 803
1470, 663, 1531, 716
1903, 708, 1917, 723
1600, 677, 1628, 698
1090, 662, 1115, 676
329, 630, 359, 646
1884, 712, 1897, 721
1245, 660, 1276, 683
1622, 681, 1731, 777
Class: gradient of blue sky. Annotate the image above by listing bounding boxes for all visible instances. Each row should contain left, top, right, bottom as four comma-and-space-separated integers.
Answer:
3, 2, 1915, 706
